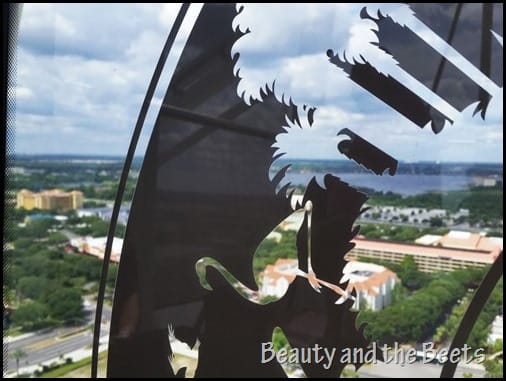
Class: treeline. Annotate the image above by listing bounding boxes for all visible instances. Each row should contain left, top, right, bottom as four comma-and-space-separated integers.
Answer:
8, 207, 126, 239
13, 157, 125, 173
76, 178, 136, 201
5, 206, 117, 332
12, 161, 124, 190
435, 279, 503, 349
66, 212, 126, 237
253, 230, 297, 277
365, 186, 503, 224
272, 160, 503, 177
359, 255, 432, 291
13, 174, 137, 202
13, 172, 110, 191
358, 223, 449, 243
358, 267, 486, 344
7, 243, 100, 330
11, 158, 139, 202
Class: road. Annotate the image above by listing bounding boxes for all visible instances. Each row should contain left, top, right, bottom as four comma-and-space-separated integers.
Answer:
356, 361, 485, 378
5, 305, 112, 374
7, 330, 94, 371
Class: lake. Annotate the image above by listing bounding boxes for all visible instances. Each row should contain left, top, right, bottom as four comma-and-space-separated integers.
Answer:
277, 172, 474, 195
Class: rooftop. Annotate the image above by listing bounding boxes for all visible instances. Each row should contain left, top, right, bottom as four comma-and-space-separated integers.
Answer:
353, 237, 500, 264
415, 230, 503, 253
261, 258, 397, 297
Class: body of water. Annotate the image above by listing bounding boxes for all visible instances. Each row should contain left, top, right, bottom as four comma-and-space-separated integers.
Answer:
279, 172, 474, 195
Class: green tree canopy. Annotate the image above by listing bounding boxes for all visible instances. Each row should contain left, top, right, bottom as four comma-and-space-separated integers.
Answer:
46, 288, 85, 325
11, 302, 51, 330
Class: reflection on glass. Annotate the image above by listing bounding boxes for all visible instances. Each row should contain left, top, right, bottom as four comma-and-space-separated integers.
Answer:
7, 2, 502, 379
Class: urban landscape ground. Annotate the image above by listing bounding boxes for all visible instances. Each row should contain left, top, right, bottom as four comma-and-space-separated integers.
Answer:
3, 156, 503, 378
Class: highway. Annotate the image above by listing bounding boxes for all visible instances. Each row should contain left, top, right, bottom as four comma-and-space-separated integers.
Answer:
356, 361, 485, 378
5, 305, 112, 374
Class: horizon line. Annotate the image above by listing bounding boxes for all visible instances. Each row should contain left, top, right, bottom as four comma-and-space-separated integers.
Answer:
10, 153, 504, 165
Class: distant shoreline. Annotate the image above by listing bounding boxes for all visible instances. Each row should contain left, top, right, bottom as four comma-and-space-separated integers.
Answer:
11, 153, 504, 166
9, 154, 503, 196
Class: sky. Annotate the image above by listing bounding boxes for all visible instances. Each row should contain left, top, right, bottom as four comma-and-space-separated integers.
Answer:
13, 3, 503, 163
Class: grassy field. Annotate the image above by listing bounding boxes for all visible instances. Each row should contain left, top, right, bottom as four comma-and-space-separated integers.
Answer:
36, 351, 197, 378
39, 351, 107, 378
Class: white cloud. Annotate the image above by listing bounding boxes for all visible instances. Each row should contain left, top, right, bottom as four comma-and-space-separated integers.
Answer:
15, 3, 183, 155
234, 3, 502, 163
14, 3, 502, 165
16, 86, 33, 99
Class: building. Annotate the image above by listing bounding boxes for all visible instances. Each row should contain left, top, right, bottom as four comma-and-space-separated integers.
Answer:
24, 213, 53, 224
70, 236, 123, 263
488, 315, 503, 344
347, 232, 502, 273
23, 213, 66, 224
76, 205, 130, 225
416, 230, 503, 251
472, 176, 501, 187
260, 259, 298, 297
17, 189, 83, 210
259, 258, 398, 311
342, 261, 398, 311
17, 189, 37, 210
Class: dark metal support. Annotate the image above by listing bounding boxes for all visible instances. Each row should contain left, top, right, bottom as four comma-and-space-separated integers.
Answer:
477, 3, 493, 117
431, 3, 463, 93
160, 103, 276, 140
440, 251, 503, 378
90, 4, 191, 377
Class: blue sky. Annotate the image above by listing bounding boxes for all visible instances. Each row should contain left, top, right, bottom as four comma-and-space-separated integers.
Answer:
14, 3, 503, 163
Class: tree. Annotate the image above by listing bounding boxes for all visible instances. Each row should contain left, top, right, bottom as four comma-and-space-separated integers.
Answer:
17, 276, 53, 300
90, 219, 110, 237
484, 359, 503, 378
272, 327, 289, 351
19, 256, 52, 280
490, 339, 503, 354
11, 302, 51, 331
358, 295, 369, 311
391, 283, 409, 304
429, 216, 445, 227
46, 288, 85, 325
24, 218, 55, 239
357, 268, 485, 344
13, 238, 33, 250
47, 232, 68, 245
259, 295, 279, 304
396, 255, 427, 290
12, 349, 27, 376
107, 264, 119, 289
65, 254, 102, 282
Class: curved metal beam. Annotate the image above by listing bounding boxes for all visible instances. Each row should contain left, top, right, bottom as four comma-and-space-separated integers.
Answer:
91, 3, 191, 377
440, 251, 503, 378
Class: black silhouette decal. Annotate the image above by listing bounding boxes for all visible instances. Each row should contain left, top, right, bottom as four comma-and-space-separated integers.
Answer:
337, 128, 398, 176
102, 3, 503, 378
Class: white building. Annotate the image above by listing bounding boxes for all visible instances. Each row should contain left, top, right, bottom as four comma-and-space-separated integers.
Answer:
76, 205, 130, 225
342, 261, 398, 311
260, 259, 298, 297
260, 259, 398, 311
473, 176, 500, 187
488, 315, 503, 344
70, 236, 123, 263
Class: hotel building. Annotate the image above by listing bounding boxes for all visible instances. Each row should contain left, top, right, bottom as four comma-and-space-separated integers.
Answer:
17, 189, 83, 210
346, 231, 502, 273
